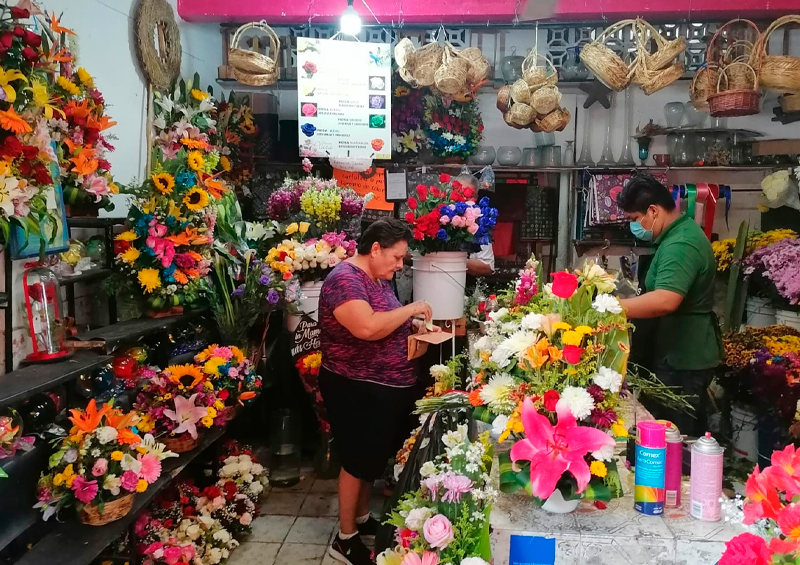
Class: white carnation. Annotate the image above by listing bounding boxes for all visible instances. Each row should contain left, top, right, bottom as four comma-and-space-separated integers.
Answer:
593, 366, 623, 394
592, 442, 615, 462
559, 388, 595, 420
405, 507, 434, 530
592, 293, 623, 314
520, 313, 544, 331
95, 426, 118, 445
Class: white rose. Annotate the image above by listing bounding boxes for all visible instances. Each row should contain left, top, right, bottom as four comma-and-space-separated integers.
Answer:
207, 548, 223, 564
251, 463, 264, 475
419, 461, 437, 478
213, 530, 231, 543
405, 507, 434, 530
186, 524, 201, 540
592, 293, 623, 315
248, 482, 264, 495
95, 426, 118, 445
220, 464, 238, 477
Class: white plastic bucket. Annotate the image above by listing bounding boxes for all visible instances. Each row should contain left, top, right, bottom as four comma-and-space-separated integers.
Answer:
286, 281, 324, 332
412, 252, 467, 320
730, 404, 758, 462
776, 309, 800, 331
744, 297, 777, 327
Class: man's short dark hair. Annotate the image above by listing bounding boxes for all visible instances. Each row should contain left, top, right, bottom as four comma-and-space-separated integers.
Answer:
357, 218, 413, 255
616, 174, 676, 214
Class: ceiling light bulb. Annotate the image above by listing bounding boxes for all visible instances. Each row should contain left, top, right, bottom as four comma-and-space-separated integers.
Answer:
340, 0, 361, 36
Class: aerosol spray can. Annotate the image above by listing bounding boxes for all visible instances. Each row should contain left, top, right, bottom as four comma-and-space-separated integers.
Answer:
634, 421, 666, 516
690, 432, 724, 522
662, 422, 683, 508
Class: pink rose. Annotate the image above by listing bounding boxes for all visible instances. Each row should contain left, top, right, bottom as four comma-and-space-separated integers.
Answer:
467, 224, 479, 235
422, 515, 454, 549
719, 533, 771, 565
92, 458, 108, 477
239, 513, 253, 526
439, 216, 450, 225
163, 546, 183, 565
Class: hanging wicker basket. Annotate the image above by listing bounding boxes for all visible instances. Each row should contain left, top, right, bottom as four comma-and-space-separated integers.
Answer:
496, 85, 511, 112
690, 63, 719, 111
509, 78, 532, 104
633, 43, 684, 95
233, 67, 278, 87
164, 433, 200, 453
723, 57, 757, 90
531, 84, 562, 114
521, 52, 558, 91
460, 47, 491, 86
580, 19, 637, 91
79, 494, 135, 526
508, 103, 536, 126
229, 21, 280, 76
635, 18, 687, 71
414, 42, 444, 87
535, 107, 571, 133
757, 15, 800, 93
394, 37, 416, 71
706, 19, 762, 117
435, 43, 470, 95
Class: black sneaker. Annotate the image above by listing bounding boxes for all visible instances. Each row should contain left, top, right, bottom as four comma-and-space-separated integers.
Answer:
329, 533, 375, 565
357, 516, 380, 537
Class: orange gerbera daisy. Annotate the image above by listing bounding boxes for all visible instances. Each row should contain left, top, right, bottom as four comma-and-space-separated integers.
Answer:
173, 269, 188, 284
167, 364, 206, 389
180, 138, 208, 150
69, 399, 111, 434
195, 344, 219, 362
117, 427, 142, 445
0, 107, 31, 134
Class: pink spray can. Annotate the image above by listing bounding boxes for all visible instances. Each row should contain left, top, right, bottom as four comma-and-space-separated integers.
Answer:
663, 422, 683, 508
690, 432, 723, 521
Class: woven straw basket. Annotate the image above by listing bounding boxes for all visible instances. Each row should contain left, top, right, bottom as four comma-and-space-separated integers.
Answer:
531, 85, 562, 114
233, 67, 277, 87
580, 19, 637, 91
706, 19, 762, 118
521, 53, 558, 90
508, 103, 535, 126
758, 15, 800, 93
414, 42, 443, 87
509, 79, 531, 104
496, 85, 511, 112
460, 47, 490, 85
690, 63, 719, 111
435, 43, 470, 95
394, 38, 416, 70
229, 22, 280, 77
780, 93, 800, 112
535, 107, 571, 133
635, 18, 687, 71
164, 433, 200, 453
80, 494, 135, 526
633, 41, 684, 95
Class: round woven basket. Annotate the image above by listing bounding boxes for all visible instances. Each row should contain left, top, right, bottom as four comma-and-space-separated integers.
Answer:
708, 65, 761, 117
414, 42, 444, 87
724, 58, 757, 90
780, 93, 800, 112
535, 107, 571, 133
635, 18, 687, 71
496, 85, 511, 112
521, 52, 558, 90
758, 15, 800, 93
229, 21, 280, 75
690, 63, 719, 111
580, 19, 637, 91
80, 494, 135, 526
233, 66, 278, 87
394, 37, 416, 70
635, 57, 685, 95
509, 78, 531, 104
531, 84, 562, 114
435, 43, 470, 95
164, 433, 200, 453
461, 47, 490, 85
508, 103, 535, 126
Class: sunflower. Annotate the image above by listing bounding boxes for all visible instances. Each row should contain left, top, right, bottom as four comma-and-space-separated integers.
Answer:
230, 346, 246, 364
187, 151, 205, 172
203, 356, 226, 376
181, 138, 208, 150
167, 364, 206, 389
120, 247, 140, 263
0, 107, 31, 134
137, 268, 161, 293
394, 86, 411, 97
240, 123, 256, 135
115, 230, 139, 242
195, 343, 219, 362
191, 89, 210, 101
57, 76, 81, 96
77, 67, 94, 88
151, 172, 175, 194
219, 156, 232, 172
183, 188, 210, 211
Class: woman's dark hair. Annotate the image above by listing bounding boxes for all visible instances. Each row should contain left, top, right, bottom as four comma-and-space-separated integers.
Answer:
357, 218, 413, 255
617, 174, 676, 213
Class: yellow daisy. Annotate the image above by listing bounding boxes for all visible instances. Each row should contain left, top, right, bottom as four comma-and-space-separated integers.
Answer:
183, 187, 210, 211
191, 89, 209, 100
137, 268, 161, 293
187, 151, 205, 172
57, 76, 81, 96
115, 230, 139, 242
77, 68, 94, 88
219, 155, 232, 172
590, 460, 607, 478
203, 356, 226, 376
574, 325, 595, 336
553, 322, 572, 331
152, 172, 175, 195
201, 416, 214, 428
561, 330, 583, 347
120, 247, 140, 263
136, 479, 148, 493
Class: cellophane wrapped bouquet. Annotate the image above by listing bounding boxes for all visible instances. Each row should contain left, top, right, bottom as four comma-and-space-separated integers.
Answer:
194, 344, 261, 407
468, 256, 630, 504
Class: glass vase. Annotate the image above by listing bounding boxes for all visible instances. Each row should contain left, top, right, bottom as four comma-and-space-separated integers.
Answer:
576, 108, 594, 167
597, 94, 617, 166
563, 140, 575, 166
617, 88, 636, 166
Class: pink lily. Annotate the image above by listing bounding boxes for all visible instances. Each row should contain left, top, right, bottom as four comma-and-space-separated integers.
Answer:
400, 551, 439, 565
510, 397, 615, 500
162, 394, 207, 439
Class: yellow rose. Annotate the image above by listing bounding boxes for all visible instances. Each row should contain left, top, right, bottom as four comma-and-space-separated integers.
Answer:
136, 479, 148, 493
286, 223, 299, 235
299, 222, 310, 234
111, 451, 124, 461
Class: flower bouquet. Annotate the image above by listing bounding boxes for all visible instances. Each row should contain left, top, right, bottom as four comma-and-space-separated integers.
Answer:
212, 96, 258, 191
392, 75, 427, 160
217, 450, 268, 504
744, 235, 800, 306
469, 257, 630, 507
35, 400, 176, 525
379, 427, 495, 565
194, 482, 257, 537
141, 537, 197, 565
194, 343, 261, 408
423, 95, 483, 160
134, 365, 226, 452
265, 230, 356, 283
175, 515, 240, 565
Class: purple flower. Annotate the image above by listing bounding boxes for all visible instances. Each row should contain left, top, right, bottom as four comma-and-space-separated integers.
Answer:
267, 290, 280, 304
231, 285, 245, 298
440, 472, 473, 503
259, 274, 271, 286
744, 238, 800, 304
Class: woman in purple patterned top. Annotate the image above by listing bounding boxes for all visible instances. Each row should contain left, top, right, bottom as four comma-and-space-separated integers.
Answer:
319, 219, 436, 565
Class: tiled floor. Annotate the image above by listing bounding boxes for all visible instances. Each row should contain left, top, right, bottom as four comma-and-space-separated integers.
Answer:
230, 472, 386, 565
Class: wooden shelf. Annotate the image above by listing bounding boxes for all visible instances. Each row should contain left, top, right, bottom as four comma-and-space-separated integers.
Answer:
0, 352, 112, 408
66, 217, 126, 229
15, 427, 227, 565
57, 268, 113, 286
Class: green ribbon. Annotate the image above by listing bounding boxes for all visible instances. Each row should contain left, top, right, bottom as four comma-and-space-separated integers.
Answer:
685, 183, 697, 220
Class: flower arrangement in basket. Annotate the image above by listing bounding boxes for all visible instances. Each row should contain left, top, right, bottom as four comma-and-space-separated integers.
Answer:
469, 257, 632, 506
422, 95, 483, 159
378, 427, 495, 565
212, 95, 259, 191
194, 343, 261, 408
134, 365, 226, 452
392, 73, 428, 158
35, 400, 176, 525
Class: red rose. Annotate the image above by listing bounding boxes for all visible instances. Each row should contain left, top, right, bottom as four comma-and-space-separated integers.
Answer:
451, 181, 462, 190
223, 481, 238, 500
562, 345, 585, 365
34, 164, 52, 185
416, 184, 428, 201
13, 26, 25, 37
477, 302, 486, 313
21, 46, 37, 61
204, 485, 222, 499
183, 506, 195, 517
0, 33, 13, 49
413, 230, 424, 240
551, 271, 579, 299
219, 389, 230, 400
404, 211, 415, 223
407, 196, 417, 210
21, 145, 38, 160
462, 187, 475, 199
113, 240, 131, 254
430, 187, 441, 198
23, 30, 41, 47
11, 7, 30, 18
17, 160, 31, 176
543, 390, 560, 411
719, 533, 771, 565
439, 173, 450, 183
0, 136, 22, 158
450, 192, 464, 202
477, 125, 485, 132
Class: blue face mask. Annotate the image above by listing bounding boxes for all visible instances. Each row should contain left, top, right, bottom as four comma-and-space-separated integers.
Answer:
630, 220, 654, 242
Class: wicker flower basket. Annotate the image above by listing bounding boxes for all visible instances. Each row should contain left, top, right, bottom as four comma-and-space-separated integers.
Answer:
496, 85, 511, 112
535, 107, 571, 133
758, 15, 800, 93
580, 19, 637, 91
435, 43, 470, 95
460, 47, 490, 86
531, 84, 562, 114
508, 103, 536, 126
635, 18, 687, 71
509, 79, 531, 104
634, 52, 685, 95
164, 433, 200, 453
414, 42, 444, 87
706, 19, 762, 118
394, 37, 416, 71
79, 494, 135, 526
228, 21, 280, 77
690, 63, 719, 111
521, 53, 558, 90
233, 67, 278, 87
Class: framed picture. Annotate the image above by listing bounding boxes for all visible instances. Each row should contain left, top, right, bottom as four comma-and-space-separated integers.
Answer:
9, 160, 69, 259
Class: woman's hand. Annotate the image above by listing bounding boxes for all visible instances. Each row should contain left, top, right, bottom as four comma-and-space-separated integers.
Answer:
412, 319, 443, 334
407, 300, 433, 321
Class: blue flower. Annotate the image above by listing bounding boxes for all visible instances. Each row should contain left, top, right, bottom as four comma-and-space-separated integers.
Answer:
436, 229, 449, 241
176, 172, 196, 188
259, 274, 271, 286
454, 202, 468, 215
163, 265, 176, 282
301, 123, 317, 137
231, 284, 245, 298
267, 290, 280, 304
479, 197, 490, 207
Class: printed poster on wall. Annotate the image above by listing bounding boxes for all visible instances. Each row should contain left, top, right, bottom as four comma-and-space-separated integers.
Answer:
296, 37, 392, 160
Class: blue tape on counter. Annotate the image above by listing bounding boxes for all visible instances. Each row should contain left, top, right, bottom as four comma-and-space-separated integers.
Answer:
510, 535, 556, 565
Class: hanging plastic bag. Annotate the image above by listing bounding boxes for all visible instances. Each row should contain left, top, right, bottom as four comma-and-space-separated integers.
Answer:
479, 166, 496, 192
760, 169, 800, 211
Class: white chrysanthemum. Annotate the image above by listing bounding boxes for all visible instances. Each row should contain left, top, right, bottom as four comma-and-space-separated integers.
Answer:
430, 364, 450, 381
479, 374, 517, 414
489, 343, 514, 367
559, 388, 595, 420
520, 312, 544, 331
472, 335, 491, 352
592, 293, 623, 314
442, 424, 469, 448
593, 366, 623, 393
592, 442, 615, 462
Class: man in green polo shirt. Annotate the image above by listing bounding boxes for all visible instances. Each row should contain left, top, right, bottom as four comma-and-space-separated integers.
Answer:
617, 175, 722, 437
